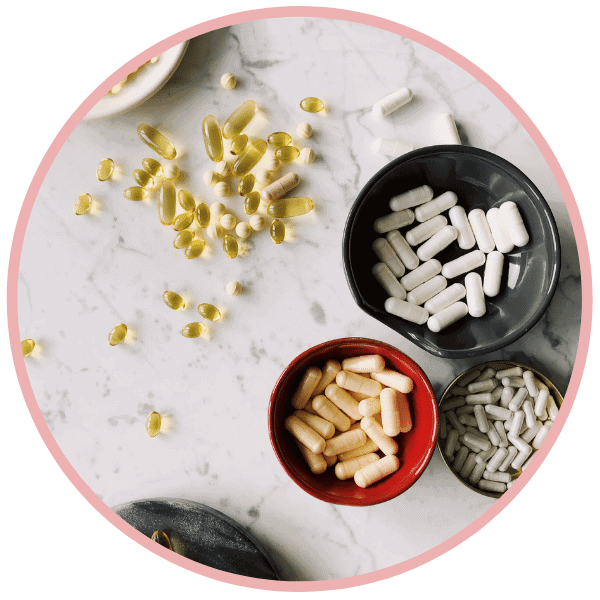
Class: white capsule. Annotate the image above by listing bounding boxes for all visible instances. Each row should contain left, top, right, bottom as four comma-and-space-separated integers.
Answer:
521, 420, 542, 443
486, 423, 502, 447
511, 447, 532, 470
483, 251, 504, 297
485, 405, 512, 420
374, 209, 415, 233
424, 283, 466, 314
491, 386, 503, 402
508, 434, 531, 455
384, 297, 429, 325
448, 205, 476, 250
405, 215, 448, 247
523, 371, 539, 398
407, 275, 447, 306
468, 461, 487, 486
478, 479, 507, 493
473, 368, 497, 383
486, 207, 514, 253
522, 399, 536, 428
482, 470, 511, 483
386, 230, 420, 270
400, 259, 442, 291
499, 201, 529, 247
508, 387, 528, 412
439, 411, 448, 439
500, 387, 514, 408
468, 208, 495, 253
473, 405, 489, 432
475, 445, 498, 464
372, 87, 413, 119
464, 272, 486, 317
441, 250, 486, 279
534, 389, 549, 418
468, 379, 496, 393
509, 410, 525, 438
465, 392, 494, 405
372, 263, 407, 300
498, 446, 518, 471
496, 367, 524, 379
416, 225, 458, 262
430, 113, 462, 145
458, 452, 478, 479
444, 429, 459, 458
547, 396, 559, 421
486, 447, 508, 473
504, 376, 526, 388
427, 301, 468, 333
442, 397, 466, 411
373, 137, 414, 157
445, 410, 465, 434
452, 446, 469, 471
414, 191, 458, 222
532, 424, 551, 450
372, 238, 405, 277
494, 421, 509, 447
389, 185, 434, 212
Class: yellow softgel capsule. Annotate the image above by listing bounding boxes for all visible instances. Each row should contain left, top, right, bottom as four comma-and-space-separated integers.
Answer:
222, 99, 258, 139
142, 158, 164, 177
230, 134, 248, 156
233, 139, 267, 177
173, 229, 195, 249
244, 191, 260, 215
223, 234, 239, 258
185, 239, 206, 259
157, 180, 177, 225
137, 124, 177, 160
275, 145, 300, 162
300, 97, 325, 112
195, 203, 211, 228
123, 187, 148, 201
163, 291, 185, 310
238, 173, 255, 196
96, 158, 114, 181
198, 303, 222, 321
145, 411, 162, 437
151, 530, 172, 550
267, 197, 314, 218
181, 322, 207, 338
268, 132, 293, 147
202, 115, 224, 163
21, 339, 35, 357
108, 324, 127, 346
133, 169, 154, 188
270, 219, 285, 244
172, 212, 194, 231
178, 189, 196, 212
73, 193, 92, 215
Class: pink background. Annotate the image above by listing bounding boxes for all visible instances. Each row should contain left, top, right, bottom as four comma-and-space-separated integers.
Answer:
0, 0, 600, 599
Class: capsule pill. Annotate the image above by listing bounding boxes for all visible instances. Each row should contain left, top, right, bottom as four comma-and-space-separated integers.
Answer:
386, 230, 420, 270
151, 530, 172, 549
198, 303, 221, 321
203, 170, 219, 186
468, 209, 495, 253
335, 453, 380, 480
486, 207, 514, 253
295, 440, 327, 475
21, 339, 36, 357
400, 259, 442, 291
336, 371, 382, 398
407, 275, 447, 306
181, 322, 207, 338
299, 147, 316, 164
249, 214, 267, 231
244, 192, 261, 216
325, 383, 362, 421
389, 185, 433, 212
145, 411, 162, 437
441, 250, 486, 279
452, 446, 470, 471
291, 367, 323, 410
163, 163, 180, 180
222, 100, 258, 139
499, 202, 529, 247
220, 72, 236, 89
416, 226, 458, 262
163, 291, 185, 310
284, 415, 326, 455
448, 205, 476, 250
372, 263, 407, 300
137, 124, 177, 160
172, 212, 194, 231
268, 197, 314, 218
294, 410, 335, 440
300, 97, 324, 112
222, 234, 239, 259
483, 251, 504, 297
414, 191, 458, 223
230, 134, 248, 156
233, 139, 267, 177
184, 239, 206, 258
157, 181, 176, 226
108, 324, 127, 346
373, 238, 405, 277
268, 132, 293, 147
372, 87, 412, 120
297, 122, 313, 139
215, 161, 230, 177
424, 283, 466, 315
270, 219, 285, 244
96, 158, 114, 181
384, 297, 429, 325
173, 230, 195, 249
361, 417, 399, 456
74, 193, 92, 215
405, 215, 448, 247
123, 187, 148, 201
371, 368, 414, 394
260, 172, 300, 203
324, 429, 367, 457
427, 301, 468, 332
374, 209, 415, 234
311, 360, 342, 396
342, 354, 385, 374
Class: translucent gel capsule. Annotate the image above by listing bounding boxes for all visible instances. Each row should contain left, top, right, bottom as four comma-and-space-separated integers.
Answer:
223, 234, 239, 258
178, 190, 196, 212
145, 411, 161, 437
123, 187, 148, 201
270, 219, 285, 244
171, 212, 193, 231
74, 193, 92, 215
181, 322, 207, 338
267, 197, 314, 218
108, 324, 127, 346
151, 530, 172, 550
96, 158, 114, 181
275, 145, 300, 162
268, 132, 293, 147
142, 158, 164, 177
133, 169, 154, 188
222, 99, 258, 139
230, 134, 248, 155
238, 173, 255, 196
195, 203, 211, 228
137, 124, 177, 160
202, 115, 224, 162
198, 303, 222, 321
184, 239, 206, 258
157, 180, 177, 225
163, 291, 185, 310
21, 339, 35, 357
173, 229, 195, 249
244, 191, 261, 215
233, 139, 267, 176
300, 97, 325, 112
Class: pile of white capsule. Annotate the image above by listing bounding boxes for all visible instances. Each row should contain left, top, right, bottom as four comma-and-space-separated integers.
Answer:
372, 184, 529, 332
440, 364, 560, 494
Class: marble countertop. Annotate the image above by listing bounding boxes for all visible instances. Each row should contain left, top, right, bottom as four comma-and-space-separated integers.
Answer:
18, 17, 581, 582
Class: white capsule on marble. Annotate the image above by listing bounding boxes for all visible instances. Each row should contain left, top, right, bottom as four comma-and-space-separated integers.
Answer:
441, 250, 486, 279
468, 208, 495, 253
373, 137, 414, 157
414, 191, 458, 223
416, 225, 458, 262
483, 251, 504, 297
373, 209, 415, 234
424, 283, 466, 314
372, 263, 407, 300
448, 205, 476, 250
430, 113, 462, 145
384, 297, 429, 325
372, 238, 405, 277
372, 87, 413, 119
486, 207, 514, 253
427, 301, 468, 332
405, 215, 447, 247
523, 371, 539, 398
464, 272, 486, 317
499, 201, 529, 247
389, 185, 434, 212
400, 259, 442, 291
407, 275, 447, 306
386, 230, 420, 270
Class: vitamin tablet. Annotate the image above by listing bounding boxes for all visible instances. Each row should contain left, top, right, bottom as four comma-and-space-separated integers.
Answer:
416, 225, 458, 262
299, 147, 316, 164
297, 122, 313, 139
373, 138, 414, 157
400, 259, 442, 291
291, 367, 323, 410
294, 409, 335, 440
325, 383, 362, 420
260, 172, 300, 203
203, 170, 219, 186
163, 291, 185, 310
108, 324, 127, 346
324, 429, 367, 457
468, 209, 495, 253
181, 322, 207, 338
284, 415, 326, 454
407, 275, 447, 306
441, 249, 485, 279
424, 283, 466, 315
499, 202, 529, 247
74, 193, 92, 215
249, 214, 268, 231
371, 368, 414, 394
151, 530, 172, 549
372, 87, 412, 120
230, 134, 248, 156
414, 191, 458, 223
172, 212, 194, 231
214, 182, 230, 198
145, 411, 162, 437
483, 251, 504, 297
267, 197, 314, 218
268, 132, 293, 147
137, 124, 177, 160
163, 163, 180, 180
427, 301, 468, 332
295, 440, 327, 475
312, 360, 342, 396
361, 417, 399, 456
448, 205, 476, 249
96, 158, 114, 181
177, 190, 195, 212
270, 220, 285, 244
389, 185, 433, 212
312, 395, 351, 432
372, 263, 407, 300
210, 202, 227, 219
123, 187, 148, 201
198, 303, 221, 321
233, 139, 267, 177
142, 158, 163, 177
373, 209, 415, 234
386, 230, 420, 270
336, 371, 382, 398
244, 192, 261, 215
158, 180, 177, 225
222, 234, 239, 259
384, 297, 429, 325
173, 230, 195, 249
235, 222, 252, 239
220, 213, 237, 230
373, 238, 405, 277
220, 72, 236, 89
255, 169, 272, 186
184, 239, 206, 258
215, 161, 230, 177
195, 203, 211, 228
486, 207, 514, 253
405, 215, 448, 247
342, 355, 385, 374
21, 339, 35, 357
430, 113, 461, 145
335, 453, 380, 480
222, 100, 258, 139
300, 97, 324, 112
464, 272, 486, 317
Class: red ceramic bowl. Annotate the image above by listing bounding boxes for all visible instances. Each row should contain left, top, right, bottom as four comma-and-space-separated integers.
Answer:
268, 337, 439, 506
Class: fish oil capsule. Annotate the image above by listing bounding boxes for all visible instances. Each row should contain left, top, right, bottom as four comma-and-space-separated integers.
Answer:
424, 283, 466, 314
355, 455, 400, 488
384, 297, 429, 325
464, 272, 486, 317
441, 249, 486, 279
372, 86, 413, 120
222, 100, 258, 139
220, 213, 237, 230
133, 169, 154, 188
483, 251, 504, 297
21, 339, 36, 357
430, 113, 462, 144
361, 417, 399, 456
407, 275, 447, 306
297, 122, 313, 139
335, 453, 380, 480
386, 231, 419, 270
405, 215, 448, 247
235, 222, 252, 239
427, 301, 468, 332
294, 410, 335, 440
233, 139, 267, 177
373, 209, 415, 234
267, 197, 314, 218
108, 323, 127, 346
123, 187, 148, 201
486, 207, 514, 253
172, 212, 194, 231
163, 291, 185, 310
220, 72, 236, 89
499, 201, 529, 247
372, 263, 406, 300
142, 158, 163, 177
237, 173, 255, 196
184, 239, 206, 258
163, 163, 180, 180
299, 147, 316, 164
468, 209, 495, 253
195, 203, 211, 228
371, 368, 414, 394
324, 429, 367, 457
178, 190, 196, 212
270, 219, 285, 244
203, 170, 219, 186
202, 115, 225, 162
416, 225, 458, 262
137, 124, 177, 160
222, 234, 239, 259
300, 97, 325, 112
414, 191, 458, 223
247, 215, 267, 233
74, 193, 92, 215
173, 230, 195, 249
181, 322, 207, 338
275, 145, 300, 162
400, 259, 442, 291
284, 415, 326, 454
97, 158, 114, 181
151, 530, 172, 549
214, 182, 230, 198
325, 383, 362, 420
373, 138, 414, 157
260, 172, 300, 203
373, 238, 405, 277
312, 395, 351, 432
145, 411, 162, 437
358, 397, 381, 417
295, 440, 327, 475
448, 205, 476, 250
268, 132, 293, 147
389, 185, 433, 212
157, 180, 177, 225
336, 371, 382, 398
342, 354, 385, 374
230, 134, 248, 156
198, 303, 221, 321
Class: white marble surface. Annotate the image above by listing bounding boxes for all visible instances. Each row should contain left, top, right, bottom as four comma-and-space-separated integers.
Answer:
18, 18, 581, 582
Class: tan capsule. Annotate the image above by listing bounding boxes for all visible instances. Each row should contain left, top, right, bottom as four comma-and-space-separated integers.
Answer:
222, 99, 258, 139
74, 193, 92, 215
335, 453, 379, 480
202, 115, 224, 162
312, 360, 342, 396
260, 172, 300, 203
311, 395, 351, 432
299, 148, 315, 164
137, 124, 177, 160
244, 192, 261, 215
195, 203, 210, 228
108, 323, 127, 346
21, 339, 36, 357
294, 440, 327, 475
291, 366, 323, 410
184, 239, 206, 258
300, 97, 325, 112
235, 222, 252, 239
238, 173, 255, 196
145, 411, 162, 437
335, 371, 382, 398
123, 187, 148, 201
338, 439, 379, 461
297, 122, 313, 139
178, 189, 196, 212
230, 133, 248, 156
163, 163, 180, 180
249, 214, 268, 231
214, 181, 230, 198
268, 132, 293, 147
198, 303, 221, 321
275, 145, 300, 162
226, 281, 242, 296
133, 169, 154, 188
220, 72, 236, 89
284, 415, 326, 454
220, 213, 237, 230
96, 158, 114, 181
173, 229, 195, 249
380, 388, 403, 437
172, 212, 194, 231
203, 170, 219, 186
207, 223, 223, 239
371, 368, 414, 394
267, 197, 314, 218
342, 355, 385, 374
324, 383, 362, 421
354, 455, 400, 488
361, 417, 399, 455
324, 429, 367, 457
324, 454, 338, 467
222, 234, 239, 258
215, 161, 230, 177
358, 397, 381, 417
270, 219, 285, 244
163, 291, 185, 310
293, 410, 335, 440
233, 139, 267, 177
142, 157, 163, 177
181, 322, 207, 338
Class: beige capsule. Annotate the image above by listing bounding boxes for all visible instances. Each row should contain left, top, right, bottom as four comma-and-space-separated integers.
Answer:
291, 366, 323, 410
342, 354, 385, 374
380, 388, 403, 437
214, 182, 230, 198
335, 453, 379, 480
324, 454, 338, 468
163, 163, 180, 180
312, 360, 342, 396
358, 397, 381, 417
324, 429, 367, 457
260, 172, 300, 203
335, 371, 382, 398
293, 410, 335, 440
324, 383, 362, 421
361, 416, 399, 456
235, 222, 252, 239
284, 415, 326, 454
354, 455, 400, 488
294, 439, 327, 475
338, 438, 379, 461
371, 368, 414, 394
203, 170, 219, 186
220, 213, 237, 230
311, 395, 351, 432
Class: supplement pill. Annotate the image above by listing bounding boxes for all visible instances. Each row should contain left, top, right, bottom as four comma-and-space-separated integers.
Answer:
458, 452, 478, 479
220, 72, 236, 89
494, 421, 509, 447
294, 410, 335, 440
21, 339, 35, 357
312, 395, 351, 432
342, 355, 385, 374
291, 366, 323, 409
181, 322, 207, 338
270, 219, 285, 244
203, 170, 219, 186
474, 405, 489, 432
137, 124, 177, 160
358, 397, 382, 417
405, 215, 448, 247
373, 138, 414, 157
198, 303, 221, 321
532, 424, 551, 450
324, 429, 367, 457
448, 205, 476, 250
220, 213, 237, 230
222, 100, 258, 139
427, 302, 469, 332
157, 180, 177, 225
379, 388, 402, 437
336, 371, 382, 398
74, 193, 92, 215
386, 230, 419, 270
260, 172, 300, 203
372, 238, 405, 277
226, 281, 242, 296
389, 185, 433, 212
222, 234, 239, 259
284, 415, 326, 455
430, 113, 461, 145
133, 169, 154, 188
385, 298, 429, 325
335, 453, 379, 480
163, 163, 180, 180
325, 383, 362, 420
184, 239, 206, 258
230, 134, 248, 156
295, 440, 327, 475
108, 324, 127, 346
163, 291, 185, 310
372, 263, 407, 300
96, 158, 114, 181
400, 259, 442, 291
478, 479, 507, 493
312, 360, 342, 396
267, 197, 314, 218
151, 530, 172, 549
178, 190, 196, 212
214, 182, 230, 198
142, 158, 163, 177
371, 369, 414, 394
215, 161, 230, 177
441, 250, 486, 279
244, 192, 261, 215
361, 417, 399, 456
265, 156, 280, 172
465, 272, 486, 317
256, 168, 272, 185
487, 207, 514, 253
123, 187, 148, 201
468, 209, 495, 253
268, 132, 293, 147
233, 139, 267, 176
496, 367, 524, 379
414, 191, 458, 223
172, 212, 194, 231
235, 222, 252, 239
534, 389, 550, 418
483, 251, 504, 297
354, 455, 400, 488
275, 145, 301, 162
407, 275, 447, 306
300, 97, 325, 112
468, 461, 487, 486
299, 147, 316, 164
238, 173, 255, 196
297, 122, 313, 139
424, 283, 466, 314
486, 447, 509, 473
416, 225, 458, 262
523, 371, 539, 398
372, 86, 412, 120
249, 214, 268, 231
145, 411, 162, 437
196, 203, 211, 228
173, 230, 195, 249
499, 201, 529, 247
373, 209, 415, 234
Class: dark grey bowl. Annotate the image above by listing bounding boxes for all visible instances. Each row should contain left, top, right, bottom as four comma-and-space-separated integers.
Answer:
342, 146, 561, 359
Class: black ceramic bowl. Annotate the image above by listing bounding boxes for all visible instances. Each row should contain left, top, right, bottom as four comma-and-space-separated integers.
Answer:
343, 146, 561, 359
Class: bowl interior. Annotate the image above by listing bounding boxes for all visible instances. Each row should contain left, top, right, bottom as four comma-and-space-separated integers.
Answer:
343, 146, 561, 359
269, 338, 438, 506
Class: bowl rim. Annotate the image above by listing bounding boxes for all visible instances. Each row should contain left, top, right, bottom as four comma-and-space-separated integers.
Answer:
342, 145, 562, 360
268, 336, 439, 506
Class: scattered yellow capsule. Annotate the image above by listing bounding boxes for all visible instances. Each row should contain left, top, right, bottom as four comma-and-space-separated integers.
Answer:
233, 139, 267, 177
177, 189, 196, 212
137, 124, 177, 160
21, 339, 36, 357
181, 322, 207, 338
123, 187, 148, 201
108, 324, 128, 346
202, 115, 224, 162
163, 291, 185, 310
173, 229, 195, 249
172, 212, 194, 231
73, 193, 92, 215
268, 132, 292, 147
96, 158, 114, 181
157, 180, 177, 225
238, 173, 255, 196
222, 99, 258, 139
275, 145, 300, 162
151, 530, 172, 549
300, 97, 325, 113
297, 122, 313, 139
198, 303, 222, 321
196, 203, 211, 228
244, 191, 261, 215
133, 169, 154, 188
145, 411, 162, 437
230, 134, 248, 156
270, 219, 285, 244
223, 234, 239, 258
185, 239, 206, 259
267, 197, 314, 218
226, 281, 243, 296
142, 158, 164, 177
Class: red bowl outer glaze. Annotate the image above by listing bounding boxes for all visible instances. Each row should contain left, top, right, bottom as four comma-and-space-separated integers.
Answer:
268, 338, 439, 506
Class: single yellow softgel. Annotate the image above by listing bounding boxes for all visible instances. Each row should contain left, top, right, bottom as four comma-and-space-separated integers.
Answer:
185, 239, 206, 259
163, 291, 185, 310
270, 219, 285, 244
173, 230, 195, 249
145, 411, 162, 437
300, 97, 325, 112
142, 158, 163, 177
133, 169, 154, 188
96, 158, 114, 181
178, 190, 196, 212
181, 322, 207, 338
21, 339, 36, 357
268, 132, 292, 147
123, 187, 148, 201
223, 234, 239, 259
108, 324, 127, 346
198, 303, 222, 321
244, 192, 260, 215
73, 193, 92, 215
